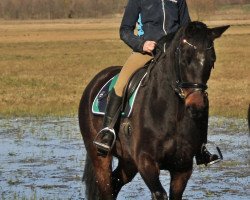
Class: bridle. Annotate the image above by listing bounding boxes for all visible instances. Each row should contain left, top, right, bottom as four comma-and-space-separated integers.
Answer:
172, 38, 214, 100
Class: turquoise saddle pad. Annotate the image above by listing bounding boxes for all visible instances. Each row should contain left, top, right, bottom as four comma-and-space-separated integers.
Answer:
92, 73, 146, 118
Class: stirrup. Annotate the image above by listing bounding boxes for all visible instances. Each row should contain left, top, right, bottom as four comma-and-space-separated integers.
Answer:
93, 127, 117, 154
207, 158, 221, 165
207, 141, 223, 159
201, 142, 223, 166
206, 145, 223, 165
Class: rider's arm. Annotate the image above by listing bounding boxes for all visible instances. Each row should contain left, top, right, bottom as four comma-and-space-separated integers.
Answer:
120, 0, 145, 53
178, 0, 191, 26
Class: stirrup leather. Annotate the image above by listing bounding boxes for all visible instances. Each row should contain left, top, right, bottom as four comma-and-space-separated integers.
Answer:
93, 127, 117, 153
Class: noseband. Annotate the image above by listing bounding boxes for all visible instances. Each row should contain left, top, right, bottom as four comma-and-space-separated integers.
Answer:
172, 39, 213, 99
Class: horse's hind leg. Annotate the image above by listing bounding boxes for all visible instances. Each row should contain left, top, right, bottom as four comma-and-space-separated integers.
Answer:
111, 159, 138, 198
137, 152, 168, 200
169, 170, 192, 200
84, 151, 114, 200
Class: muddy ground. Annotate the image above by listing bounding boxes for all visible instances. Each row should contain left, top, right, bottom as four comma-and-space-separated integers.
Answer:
0, 117, 249, 199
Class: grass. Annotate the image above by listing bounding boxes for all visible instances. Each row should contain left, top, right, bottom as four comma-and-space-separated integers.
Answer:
0, 19, 130, 117
0, 18, 249, 118
208, 32, 250, 118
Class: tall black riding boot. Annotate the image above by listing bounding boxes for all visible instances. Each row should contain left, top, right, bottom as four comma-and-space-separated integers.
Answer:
93, 89, 122, 157
196, 144, 221, 166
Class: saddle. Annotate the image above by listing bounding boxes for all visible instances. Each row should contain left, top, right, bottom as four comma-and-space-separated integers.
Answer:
92, 66, 148, 118
92, 44, 164, 118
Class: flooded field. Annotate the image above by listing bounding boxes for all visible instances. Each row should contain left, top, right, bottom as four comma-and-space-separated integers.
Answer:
0, 117, 249, 200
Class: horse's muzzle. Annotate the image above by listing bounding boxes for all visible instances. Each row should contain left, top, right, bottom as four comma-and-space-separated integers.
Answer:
185, 90, 208, 118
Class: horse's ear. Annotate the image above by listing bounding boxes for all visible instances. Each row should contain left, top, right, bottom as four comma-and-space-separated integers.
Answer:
210, 25, 230, 40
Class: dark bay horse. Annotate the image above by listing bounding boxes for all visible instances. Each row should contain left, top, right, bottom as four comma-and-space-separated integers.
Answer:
79, 22, 229, 200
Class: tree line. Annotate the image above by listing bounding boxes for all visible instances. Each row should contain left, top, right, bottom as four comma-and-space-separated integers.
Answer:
0, 0, 127, 19
0, 0, 248, 20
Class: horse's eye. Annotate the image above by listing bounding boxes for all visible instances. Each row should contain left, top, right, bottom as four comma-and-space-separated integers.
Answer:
206, 42, 214, 50
211, 55, 216, 63
206, 51, 216, 68
209, 50, 216, 62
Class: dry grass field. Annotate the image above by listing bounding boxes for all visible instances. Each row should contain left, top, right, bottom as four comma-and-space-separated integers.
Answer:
0, 16, 249, 117
0, 18, 129, 117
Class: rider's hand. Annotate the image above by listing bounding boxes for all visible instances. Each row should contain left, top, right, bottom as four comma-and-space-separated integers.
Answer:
143, 41, 157, 53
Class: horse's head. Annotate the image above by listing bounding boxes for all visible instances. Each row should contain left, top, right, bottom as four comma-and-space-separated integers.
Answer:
174, 21, 229, 118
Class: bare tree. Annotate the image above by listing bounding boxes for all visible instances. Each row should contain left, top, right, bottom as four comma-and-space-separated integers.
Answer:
4, 0, 247, 20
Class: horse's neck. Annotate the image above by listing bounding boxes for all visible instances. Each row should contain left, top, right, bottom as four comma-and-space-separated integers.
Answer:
150, 52, 177, 99
146, 52, 181, 117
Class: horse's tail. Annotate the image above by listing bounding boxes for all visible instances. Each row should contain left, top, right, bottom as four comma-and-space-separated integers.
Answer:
83, 153, 100, 200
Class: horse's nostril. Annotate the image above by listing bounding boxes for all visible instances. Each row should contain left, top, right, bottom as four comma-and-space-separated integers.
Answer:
186, 105, 191, 112
187, 105, 203, 118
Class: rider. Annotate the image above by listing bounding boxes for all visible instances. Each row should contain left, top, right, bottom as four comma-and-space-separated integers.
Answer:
93, 0, 220, 165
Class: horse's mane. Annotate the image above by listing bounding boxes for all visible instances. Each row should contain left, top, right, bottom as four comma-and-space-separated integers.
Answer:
160, 21, 209, 55
157, 26, 184, 53
157, 31, 178, 50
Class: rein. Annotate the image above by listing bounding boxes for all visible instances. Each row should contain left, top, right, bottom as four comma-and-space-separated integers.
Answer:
172, 39, 213, 99
141, 45, 164, 86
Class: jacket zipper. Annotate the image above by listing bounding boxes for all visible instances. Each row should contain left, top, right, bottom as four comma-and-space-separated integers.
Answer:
161, 0, 167, 35
161, 0, 167, 52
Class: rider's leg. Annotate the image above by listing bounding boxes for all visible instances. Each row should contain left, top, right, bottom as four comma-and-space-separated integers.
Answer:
94, 52, 153, 156
196, 121, 221, 166
114, 52, 153, 96
93, 88, 122, 156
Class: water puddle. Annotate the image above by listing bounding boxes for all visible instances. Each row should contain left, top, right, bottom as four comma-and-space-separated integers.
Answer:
0, 117, 249, 199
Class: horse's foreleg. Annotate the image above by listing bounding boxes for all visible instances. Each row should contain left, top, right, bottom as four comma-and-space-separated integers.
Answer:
137, 152, 168, 200
112, 159, 138, 198
169, 170, 192, 200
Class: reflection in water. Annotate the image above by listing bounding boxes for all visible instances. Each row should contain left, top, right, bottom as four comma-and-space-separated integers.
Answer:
0, 117, 249, 199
